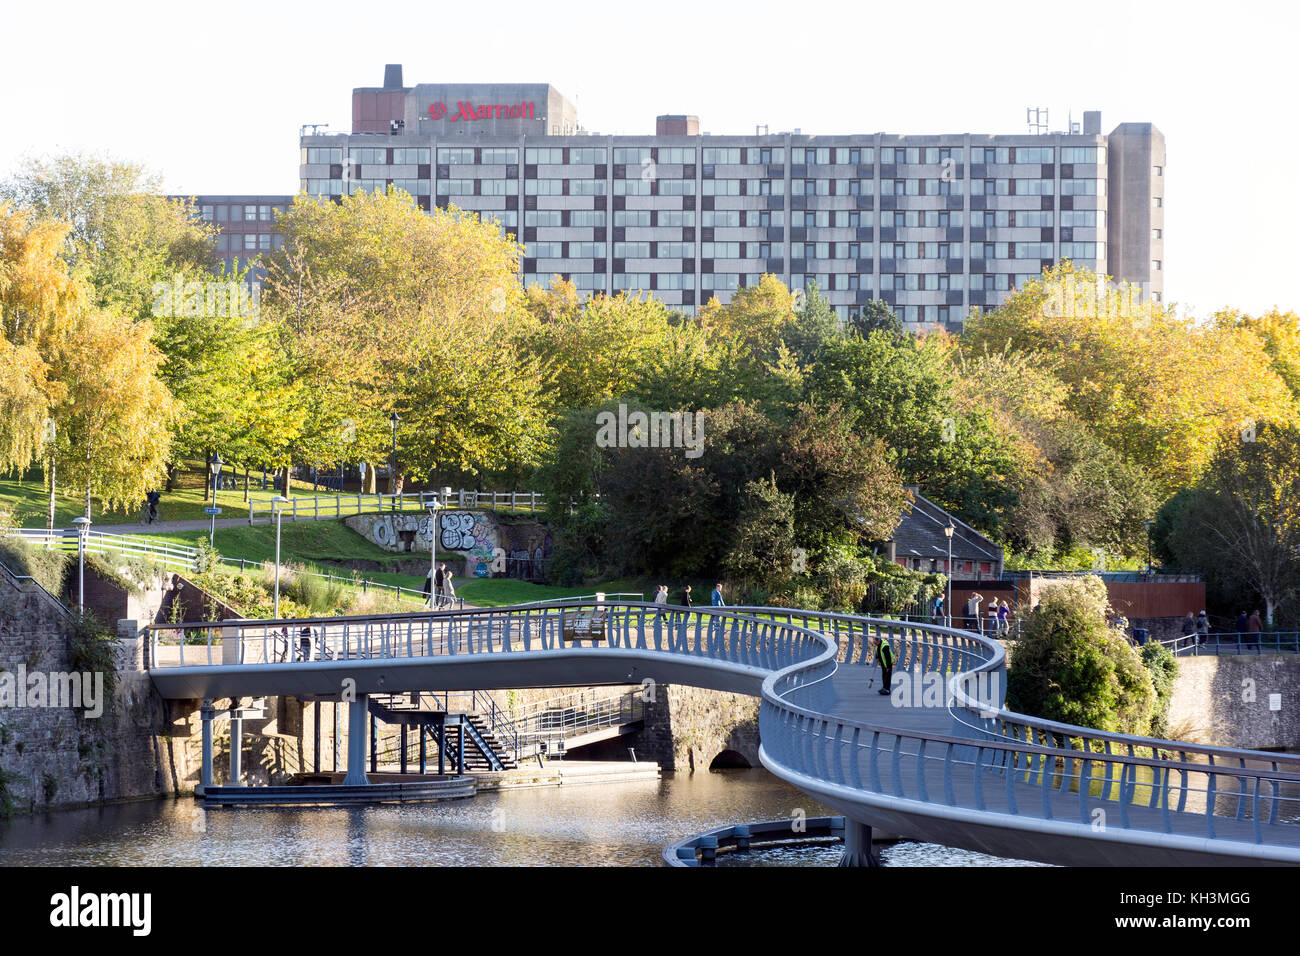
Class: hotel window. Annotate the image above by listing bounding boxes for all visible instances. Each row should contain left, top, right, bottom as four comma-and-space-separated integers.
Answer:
1014, 242, 1053, 259
703, 179, 741, 196
796, 147, 830, 165
244, 235, 257, 250
755, 179, 784, 195
1153, 166, 1163, 176
1014, 210, 1054, 227
833, 243, 863, 259
307, 180, 343, 196
216, 235, 226, 251
658, 273, 694, 289
1152, 228, 1162, 240
703, 210, 740, 227
568, 147, 606, 164
658, 179, 695, 195
701, 273, 740, 291
614, 210, 651, 226
658, 147, 695, 164
658, 242, 693, 257
658, 210, 694, 226
529, 242, 564, 258
306, 147, 343, 165
569, 242, 606, 258
614, 147, 653, 164
1061, 178, 1103, 196
480, 148, 517, 165
792, 179, 831, 196
570, 179, 607, 195
478, 179, 512, 196
393, 148, 431, 165
1058, 210, 1093, 227
200, 205, 214, 221
573, 273, 607, 291
923, 147, 964, 164
743, 210, 782, 227
570, 210, 607, 227
1060, 147, 1098, 164
1015, 147, 1054, 163
525, 179, 564, 195
258, 235, 272, 250
835, 147, 874, 164
524, 147, 563, 164
746, 147, 784, 165
833, 210, 872, 227
482, 211, 518, 228
392, 180, 431, 196
437, 180, 475, 196
613, 273, 651, 290
350, 147, 387, 165
923, 274, 962, 291
1153, 196, 1163, 207
614, 179, 652, 195
702, 147, 741, 164
1060, 242, 1102, 259
258, 205, 271, 220
1152, 259, 1162, 271
1013, 179, 1054, 196
924, 179, 962, 196
614, 242, 651, 258
215, 205, 228, 222
745, 242, 781, 258
702, 242, 740, 258
244, 205, 257, 221
525, 210, 562, 227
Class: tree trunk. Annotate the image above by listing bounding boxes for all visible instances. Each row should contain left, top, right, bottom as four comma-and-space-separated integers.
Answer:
84, 479, 91, 521
165, 463, 176, 493
280, 465, 292, 498
363, 463, 377, 494
243, 468, 250, 503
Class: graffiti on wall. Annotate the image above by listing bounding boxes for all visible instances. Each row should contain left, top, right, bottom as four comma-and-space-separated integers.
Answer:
437, 512, 495, 564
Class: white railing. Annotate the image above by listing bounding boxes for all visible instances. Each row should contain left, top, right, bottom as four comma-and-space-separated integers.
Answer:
247, 489, 545, 523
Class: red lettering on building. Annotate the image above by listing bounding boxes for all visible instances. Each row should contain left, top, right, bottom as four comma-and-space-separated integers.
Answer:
431, 100, 535, 122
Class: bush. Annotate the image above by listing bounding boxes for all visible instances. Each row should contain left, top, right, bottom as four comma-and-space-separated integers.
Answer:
1139, 640, 1179, 738
67, 609, 118, 704
1007, 576, 1159, 735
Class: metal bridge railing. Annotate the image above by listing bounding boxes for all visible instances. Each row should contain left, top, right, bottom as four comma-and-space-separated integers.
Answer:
247, 489, 546, 523
144, 600, 1300, 858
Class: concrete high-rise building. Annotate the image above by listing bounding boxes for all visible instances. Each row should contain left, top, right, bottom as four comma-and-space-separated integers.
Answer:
186, 66, 1167, 326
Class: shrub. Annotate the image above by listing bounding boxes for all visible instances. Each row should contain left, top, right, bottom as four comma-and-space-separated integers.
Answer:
1139, 640, 1179, 738
1007, 576, 1159, 735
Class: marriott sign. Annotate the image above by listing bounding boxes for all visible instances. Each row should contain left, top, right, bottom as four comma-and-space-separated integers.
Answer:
429, 100, 536, 122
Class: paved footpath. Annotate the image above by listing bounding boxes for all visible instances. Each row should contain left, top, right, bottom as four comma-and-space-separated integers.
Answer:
29, 518, 254, 536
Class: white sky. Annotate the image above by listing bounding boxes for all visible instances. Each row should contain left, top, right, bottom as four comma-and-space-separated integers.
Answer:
0, 0, 1295, 317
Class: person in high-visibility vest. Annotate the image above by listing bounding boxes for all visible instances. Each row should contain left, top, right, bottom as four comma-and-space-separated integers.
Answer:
873, 635, 895, 695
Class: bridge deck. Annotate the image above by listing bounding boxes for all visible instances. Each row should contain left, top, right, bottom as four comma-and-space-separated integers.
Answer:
826, 664, 1289, 858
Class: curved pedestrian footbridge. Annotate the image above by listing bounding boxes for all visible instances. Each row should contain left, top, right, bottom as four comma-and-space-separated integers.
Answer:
146, 602, 1300, 866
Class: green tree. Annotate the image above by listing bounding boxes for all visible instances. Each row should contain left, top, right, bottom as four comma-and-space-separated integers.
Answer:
1006, 575, 1158, 735
848, 298, 903, 338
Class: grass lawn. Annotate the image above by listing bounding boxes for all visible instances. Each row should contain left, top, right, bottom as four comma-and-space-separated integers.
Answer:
1, 463, 363, 528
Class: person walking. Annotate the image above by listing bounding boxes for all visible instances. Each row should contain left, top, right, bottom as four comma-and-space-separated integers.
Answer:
710, 583, 726, 607
679, 584, 693, 609
965, 593, 983, 632
997, 599, 1010, 637
1181, 612, 1196, 646
434, 562, 448, 608
422, 570, 434, 607
146, 489, 160, 524
932, 593, 945, 623
653, 585, 669, 617
1195, 610, 1210, 645
1247, 610, 1263, 636
872, 634, 895, 696
442, 569, 457, 607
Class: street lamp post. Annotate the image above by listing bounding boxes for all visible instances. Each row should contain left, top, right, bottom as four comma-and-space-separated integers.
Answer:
72, 516, 92, 611
208, 453, 223, 501
944, 522, 955, 627
389, 412, 400, 507
427, 497, 440, 609
271, 495, 289, 618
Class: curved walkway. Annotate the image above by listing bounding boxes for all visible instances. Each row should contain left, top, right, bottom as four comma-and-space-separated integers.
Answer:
145, 602, 1300, 866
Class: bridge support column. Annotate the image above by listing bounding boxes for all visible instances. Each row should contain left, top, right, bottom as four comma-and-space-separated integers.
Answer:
839, 819, 881, 868
198, 698, 214, 795
228, 698, 243, 786
342, 695, 371, 786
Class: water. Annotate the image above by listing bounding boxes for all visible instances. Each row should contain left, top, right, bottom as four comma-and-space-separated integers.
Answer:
0, 769, 1031, 866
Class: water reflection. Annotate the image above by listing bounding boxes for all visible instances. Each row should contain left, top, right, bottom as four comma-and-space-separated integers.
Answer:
0, 769, 1024, 867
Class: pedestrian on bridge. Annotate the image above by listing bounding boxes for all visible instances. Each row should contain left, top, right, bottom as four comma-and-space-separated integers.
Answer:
710, 583, 726, 607
679, 584, 693, 609
872, 635, 895, 696
434, 562, 447, 608
443, 569, 457, 608
653, 585, 669, 617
